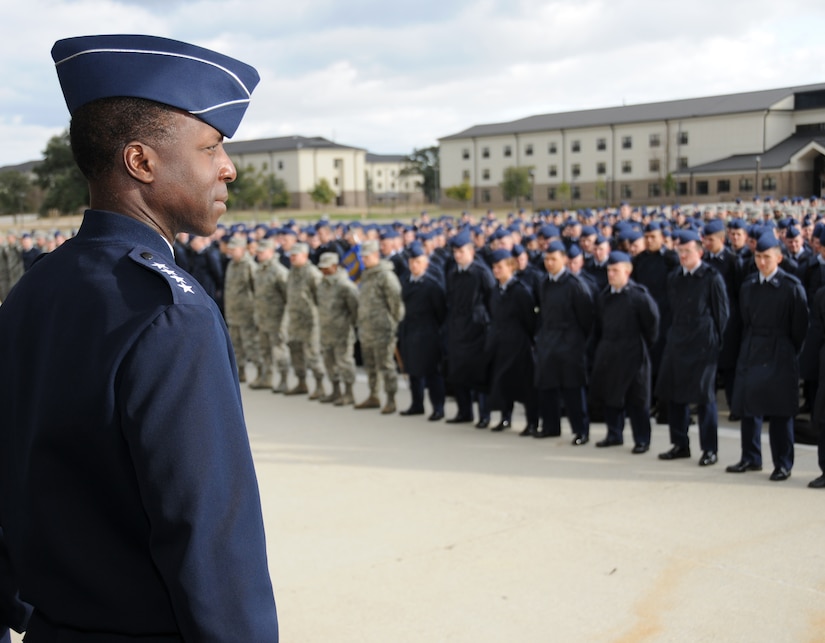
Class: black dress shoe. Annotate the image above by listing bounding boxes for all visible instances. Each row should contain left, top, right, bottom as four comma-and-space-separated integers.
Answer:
490, 420, 511, 432
658, 445, 691, 460
428, 411, 445, 422
632, 443, 649, 454
725, 460, 763, 473
400, 407, 425, 416
698, 451, 718, 466
808, 474, 825, 488
769, 467, 791, 481
727, 413, 741, 422
596, 437, 623, 448
474, 418, 490, 429
519, 424, 536, 437
571, 435, 589, 446
446, 414, 473, 424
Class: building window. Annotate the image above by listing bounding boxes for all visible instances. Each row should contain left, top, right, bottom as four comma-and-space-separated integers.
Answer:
481, 189, 491, 203
277, 160, 284, 170
377, 170, 383, 177
377, 182, 383, 190
548, 165, 558, 178
649, 133, 661, 148
622, 136, 632, 149
678, 182, 688, 196
597, 138, 607, 151
622, 161, 632, 174
462, 149, 470, 160
679, 131, 689, 145
571, 140, 581, 153
717, 179, 731, 193
549, 142, 557, 154
391, 170, 396, 177
678, 157, 689, 170
333, 159, 342, 168
648, 183, 661, 197
696, 180, 709, 195
462, 170, 470, 182
571, 186, 581, 200
525, 144, 534, 156
596, 162, 606, 175
621, 184, 632, 198
504, 145, 512, 157
482, 147, 490, 159
571, 164, 581, 178
547, 187, 557, 200
762, 177, 777, 191
482, 169, 490, 180
649, 159, 660, 173
739, 177, 753, 191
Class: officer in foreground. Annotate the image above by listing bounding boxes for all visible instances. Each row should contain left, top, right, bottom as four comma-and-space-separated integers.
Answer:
0, 35, 278, 640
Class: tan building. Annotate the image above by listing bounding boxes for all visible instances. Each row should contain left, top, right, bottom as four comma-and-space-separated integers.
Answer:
438, 83, 825, 208
365, 153, 424, 207
224, 136, 367, 209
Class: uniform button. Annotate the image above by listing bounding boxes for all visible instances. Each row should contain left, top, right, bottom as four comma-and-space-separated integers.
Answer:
140, 252, 153, 260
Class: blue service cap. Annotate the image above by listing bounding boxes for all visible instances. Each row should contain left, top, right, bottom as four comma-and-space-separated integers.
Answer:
51, 34, 260, 138
756, 233, 780, 251
567, 244, 582, 259
607, 251, 631, 265
380, 228, 400, 240
644, 222, 661, 233
545, 240, 566, 254
280, 227, 297, 236
581, 225, 597, 237
449, 230, 472, 248
786, 226, 801, 239
619, 229, 643, 243
538, 224, 559, 238
677, 229, 702, 244
490, 249, 512, 264
727, 218, 747, 230
704, 219, 725, 235
407, 241, 425, 258
513, 243, 526, 256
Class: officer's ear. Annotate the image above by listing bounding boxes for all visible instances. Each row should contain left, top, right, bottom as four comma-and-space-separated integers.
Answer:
122, 141, 158, 185
775, 248, 783, 264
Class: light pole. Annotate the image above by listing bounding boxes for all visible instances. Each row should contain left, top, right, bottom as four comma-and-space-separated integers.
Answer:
529, 169, 536, 213
755, 155, 761, 199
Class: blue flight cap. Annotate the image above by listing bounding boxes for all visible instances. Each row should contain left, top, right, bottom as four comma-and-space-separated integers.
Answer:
786, 226, 801, 239
677, 229, 702, 244
538, 224, 559, 238
755, 233, 780, 251
703, 219, 725, 235
727, 218, 746, 230
644, 222, 661, 233
567, 244, 582, 259
512, 243, 526, 256
449, 230, 472, 248
607, 251, 631, 265
52, 34, 260, 138
380, 228, 400, 240
407, 241, 425, 258
545, 240, 566, 254
581, 225, 597, 237
490, 249, 512, 264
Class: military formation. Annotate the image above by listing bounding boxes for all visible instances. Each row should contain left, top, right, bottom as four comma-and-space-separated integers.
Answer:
5, 196, 825, 489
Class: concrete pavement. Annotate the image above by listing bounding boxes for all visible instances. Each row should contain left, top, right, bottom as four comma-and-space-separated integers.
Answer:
246, 375, 825, 643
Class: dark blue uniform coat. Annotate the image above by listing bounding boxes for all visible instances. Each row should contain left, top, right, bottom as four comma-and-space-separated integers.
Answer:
705, 248, 742, 372
445, 260, 495, 389
590, 283, 660, 409
655, 263, 730, 404
0, 212, 278, 641
731, 268, 808, 418
485, 279, 537, 409
398, 274, 447, 377
534, 271, 594, 389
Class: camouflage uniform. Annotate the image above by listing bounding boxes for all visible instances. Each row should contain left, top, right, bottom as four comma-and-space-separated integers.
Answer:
252, 253, 290, 391
224, 251, 261, 382
356, 258, 405, 412
286, 260, 325, 395
318, 266, 359, 404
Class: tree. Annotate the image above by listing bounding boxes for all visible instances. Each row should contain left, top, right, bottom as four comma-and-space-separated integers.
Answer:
228, 164, 267, 210
500, 166, 534, 208
556, 181, 571, 208
400, 146, 439, 203
308, 178, 336, 207
443, 181, 473, 208
0, 171, 34, 215
663, 172, 678, 197
264, 175, 290, 208
33, 130, 88, 215
594, 177, 607, 205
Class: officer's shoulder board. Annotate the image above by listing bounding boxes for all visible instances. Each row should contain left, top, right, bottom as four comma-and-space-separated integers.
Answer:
128, 247, 203, 304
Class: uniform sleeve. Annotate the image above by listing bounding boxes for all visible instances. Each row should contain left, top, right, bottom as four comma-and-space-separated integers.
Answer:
117, 304, 278, 642
638, 289, 660, 348
710, 271, 730, 343
384, 271, 405, 324
345, 280, 360, 327
572, 278, 594, 336
791, 281, 809, 354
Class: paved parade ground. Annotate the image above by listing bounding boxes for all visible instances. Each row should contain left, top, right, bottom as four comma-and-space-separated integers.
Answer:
245, 375, 825, 643
12, 375, 824, 643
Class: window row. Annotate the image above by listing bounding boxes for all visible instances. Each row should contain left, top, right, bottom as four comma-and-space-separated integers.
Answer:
461, 132, 689, 160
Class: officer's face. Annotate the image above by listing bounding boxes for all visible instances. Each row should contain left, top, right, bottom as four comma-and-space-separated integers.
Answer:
492, 259, 513, 285
644, 231, 663, 252
148, 113, 236, 237
543, 251, 565, 276
755, 247, 782, 278
677, 241, 703, 272
728, 229, 746, 249
290, 252, 308, 268
607, 262, 632, 289
702, 232, 725, 255
452, 244, 474, 268
363, 252, 380, 268
409, 255, 428, 278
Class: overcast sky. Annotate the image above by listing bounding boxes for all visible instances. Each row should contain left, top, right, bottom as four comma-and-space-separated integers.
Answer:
2, 0, 825, 168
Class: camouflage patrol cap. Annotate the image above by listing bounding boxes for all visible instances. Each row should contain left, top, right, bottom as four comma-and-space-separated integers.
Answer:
318, 252, 339, 268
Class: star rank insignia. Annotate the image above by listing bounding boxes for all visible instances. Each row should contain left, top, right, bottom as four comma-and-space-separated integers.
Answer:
151, 262, 195, 294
